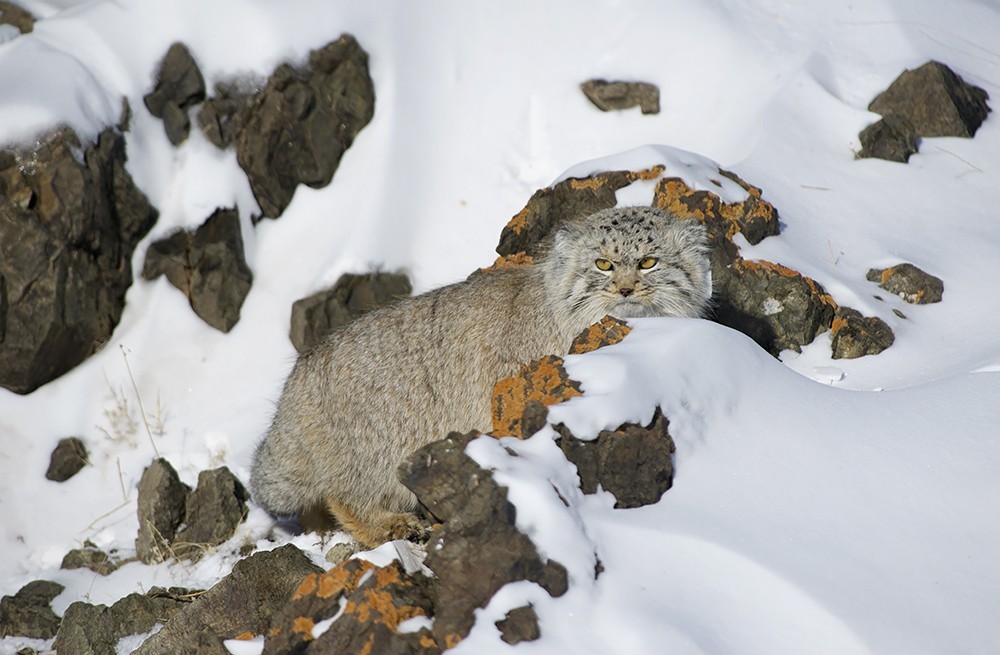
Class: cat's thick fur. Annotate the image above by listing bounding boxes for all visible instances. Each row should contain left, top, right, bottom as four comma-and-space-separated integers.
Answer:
250, 206, 711, 546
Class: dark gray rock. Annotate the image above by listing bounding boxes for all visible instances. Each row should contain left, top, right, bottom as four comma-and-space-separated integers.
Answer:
45, 436, 89, 482
581, 79, 660, 114
61, 543, 121, 576
869, 61, 990, 138
399, 431, 568, 645
0, 127, 157, 394
136, 458, 190, 564
134, 544, 323, 655
495, 604, 541, 645
198, 83, 255, 149
0, 580, 64, 639
858, 115, 918, 163
867, 263, 943, 304
173, 467, 249, 558
142, 207, 253, 332
235, 34, 375, 218
831, 307, 895, 359
289, 271, 412, 353
54, 592, 187, 655
0, 1, 34, 33
144, 42, 206, 144
556, 408, 675, 508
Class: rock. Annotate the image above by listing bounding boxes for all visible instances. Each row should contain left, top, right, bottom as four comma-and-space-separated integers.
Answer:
289, 271, 412, 353
198, 83, 255, 149
61, 543, 121, 576
143, 42, 207, 145
569, 315, 632, 354
399, 432, 568, 647
556, 408, 675, 508
867, 263, 943, 304
262, 559, 439, 655
45, 436, 89, 482
54, 592, 188, 655
323, 542, 359, 566
491, 355, 582, 439
858, 115, 918, 163
142, 207, 253, 332
173, 467, 249, 558
495, 604, 541, 645
0, 127, 158, 394
713, 258, 837, 355
581, 79, 660, 114
831, 307, 895, 359
0, 580, 64, 639
134, 544, 323, 655
0, 1, 34, 33
235, 34, 375, 218
868, 61, 990, 138
136, 458, 190, 564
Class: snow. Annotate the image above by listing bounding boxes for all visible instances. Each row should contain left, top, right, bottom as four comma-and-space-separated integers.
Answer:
1, 0, 999, 653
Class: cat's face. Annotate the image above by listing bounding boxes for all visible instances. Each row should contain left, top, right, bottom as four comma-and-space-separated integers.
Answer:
549, 206, 712, 328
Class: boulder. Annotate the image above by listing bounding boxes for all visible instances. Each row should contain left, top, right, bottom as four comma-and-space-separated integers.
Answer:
0, 1, 33, 33
399, 431, 568, 648
235, 34, 375, 218
290, 271, 412, 353
580, 79, 660, 114
0, 580, 63, 639
143, 42, 207, 145
198, 82, 254, 149
142, 207, 253, 332
831, 307, 895, 360
867, 263, 943, 304
45, 436, 89, 482
262, 559, 439, 655
556, 408, 675, 508
495, 604, 541, 645
0, 127, 158, 394
869, 61, 990, 138
133, 544, 323, 655
135, 458, 190, 564
858, 115, 918, 163
173, 467, 249, 558
54, 591, 188, 655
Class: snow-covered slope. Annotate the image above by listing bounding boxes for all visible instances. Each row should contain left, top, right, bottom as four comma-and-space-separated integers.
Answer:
1, 1, 999, 653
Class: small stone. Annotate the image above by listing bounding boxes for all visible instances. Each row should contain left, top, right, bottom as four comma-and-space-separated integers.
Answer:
495, 604, 541, 645
61, 544, 121, 576
831, 307, 895, 359
45, 436, 88, 482
135, 458, 190, 564
581, 79, 660, 114
324, 541, 359, 565
858, 115, 918, 163
869, 61, 990, 138
162, 101, 191, 145
0, 580, 64, 639
144, 42, 206, 118
867, 263, 944, 304
0, 1, 34, 34
173, 467, 249, 558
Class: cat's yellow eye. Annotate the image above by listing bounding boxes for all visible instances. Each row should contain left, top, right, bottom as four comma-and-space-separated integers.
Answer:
595, 258, 614, 271
639, 257, 658, 270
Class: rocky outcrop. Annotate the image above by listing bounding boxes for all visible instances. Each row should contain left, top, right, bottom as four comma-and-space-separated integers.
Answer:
134, 545, 323, 655
399, 430, 568, 648
55, 589, 194, 655
0, 126, 158, 394
235, 35, 376, 219
867, 263, 943, 304
491, 355, 582, 439
45, 436, 89, 482
494, 160, 893, 358
144, 42, 207, 145
290, 271, 412, 353
581, 79, 660, 114
0, 580, 63, 639
142, 207, 253, 332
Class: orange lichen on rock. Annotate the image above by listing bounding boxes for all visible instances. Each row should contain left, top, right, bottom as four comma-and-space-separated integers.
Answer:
653, 174, 779, 245
569, 315, 632, 354
293, 558, 376, 602
341, 564, 427, 629
491, 355, 582, 438
735, 259, 839, 308
292, 616, 316, 640
233, 631, 257, 640
481, 252, 534, 273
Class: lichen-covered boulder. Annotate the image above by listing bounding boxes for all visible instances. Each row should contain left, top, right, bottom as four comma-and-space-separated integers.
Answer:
491, 355, 582, 439
867, 263, 943, 304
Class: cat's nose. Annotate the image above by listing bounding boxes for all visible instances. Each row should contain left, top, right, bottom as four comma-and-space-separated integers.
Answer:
619, 287, 633, 297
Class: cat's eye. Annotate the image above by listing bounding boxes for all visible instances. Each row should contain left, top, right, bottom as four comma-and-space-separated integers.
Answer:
595, 258, 614, 271
639, 257, 658, 270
